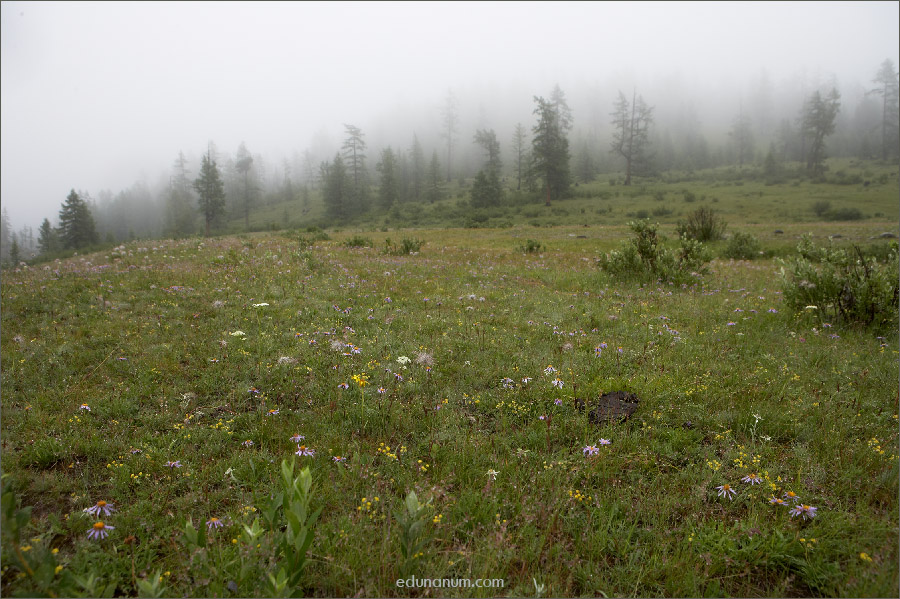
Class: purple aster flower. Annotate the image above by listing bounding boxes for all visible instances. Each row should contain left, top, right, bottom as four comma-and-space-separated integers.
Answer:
598, 438, 611, 445
290, 434, 305, 443
165, 460, 182, 468
583, 445, 599, 456
741, 473, 762, 485
789, 504, 818, 520
206, 517, 225, 530
84, 500, 116, 517
295, 445, 315, 457
87, 521, 114, 540
716, 484, 737, 500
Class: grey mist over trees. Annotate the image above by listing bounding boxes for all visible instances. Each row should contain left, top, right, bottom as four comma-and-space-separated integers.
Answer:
0, 1, 897, 247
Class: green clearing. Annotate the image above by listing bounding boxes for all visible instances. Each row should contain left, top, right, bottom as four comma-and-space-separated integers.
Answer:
2, 167, 898, 597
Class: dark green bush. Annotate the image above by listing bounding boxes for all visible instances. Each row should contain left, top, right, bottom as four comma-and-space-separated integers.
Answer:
676, 206, 727, 241
518, 239, 544, 254
343, 235, 374, 248
383, 238, 425, 255
780, 235, 898, 328
598, 220, 711, 285
723, 232, 762, 260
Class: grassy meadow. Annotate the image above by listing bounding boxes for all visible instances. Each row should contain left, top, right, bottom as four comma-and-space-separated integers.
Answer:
2, 163, 899, 597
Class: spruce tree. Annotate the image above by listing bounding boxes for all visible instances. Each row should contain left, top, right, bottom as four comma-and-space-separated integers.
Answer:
193, 150, 226, 236
531, 96, 571, 204
58, 189, 98, 249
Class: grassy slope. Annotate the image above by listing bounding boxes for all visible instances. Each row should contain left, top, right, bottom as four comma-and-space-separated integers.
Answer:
1, 165, 898, 597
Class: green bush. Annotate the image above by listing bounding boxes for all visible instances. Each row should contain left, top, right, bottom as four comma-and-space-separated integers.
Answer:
780, 235, 898, 327
598, 220, 711, 285
723, 231, 762, 260
343, 235, 374, 248
518, 239, 544, 254
676, 206, 727, 241
383, 237, 425, 255
825, 207, 864, 221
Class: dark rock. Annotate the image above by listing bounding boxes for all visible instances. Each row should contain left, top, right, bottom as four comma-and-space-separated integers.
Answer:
588, 391, 640, 424
879, 232, 896, 239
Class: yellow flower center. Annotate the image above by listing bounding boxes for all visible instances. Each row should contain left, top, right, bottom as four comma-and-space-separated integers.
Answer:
209, 517, 219, 523
96, 501, 107, 507
93, 522, 105, 530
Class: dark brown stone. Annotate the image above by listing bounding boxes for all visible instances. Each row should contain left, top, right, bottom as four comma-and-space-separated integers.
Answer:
588, 391, 640, 424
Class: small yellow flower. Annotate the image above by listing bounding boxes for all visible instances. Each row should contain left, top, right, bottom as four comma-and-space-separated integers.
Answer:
860, 552, 873, 562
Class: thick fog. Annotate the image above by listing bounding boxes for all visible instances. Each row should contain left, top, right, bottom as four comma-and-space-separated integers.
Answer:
2, 1, 898, 234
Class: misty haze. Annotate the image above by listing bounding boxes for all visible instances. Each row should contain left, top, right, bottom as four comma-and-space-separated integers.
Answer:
1, 2, 898, 597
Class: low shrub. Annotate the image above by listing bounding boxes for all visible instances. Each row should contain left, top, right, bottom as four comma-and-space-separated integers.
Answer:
598, 219, 711, 285
343, 235, 374, 248
723, 231, 762, 260
676, 206, 727, 241
384, 237, 425, 255
518, 239, 544, 254
780, 235, 898, 328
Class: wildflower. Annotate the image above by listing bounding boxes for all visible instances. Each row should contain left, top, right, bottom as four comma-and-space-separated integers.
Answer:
290, 434, 305, 443
87, 521, 114, 540
332, 456, 346, 463
554, 398, 563, 406
500, 377, 514, 389
266, 409, 279, 416
165, 461, 182, 468
521, 377, 532, 385
79, 404, 91, 412
782, 490, 800, 503
84, 500, 116, 517
543, 365, 557, 374
396, 356, 411, 365
393, 372, 404, 382
598, 438, 611, 445
594, 346, 603, 357
769, 496, 786, 506
295, 445, 315, 457
860, 552, 873, 562
206, 517, 225, 530
242, 440, 254, 448
789, 504, 818, 520
230, 330, 247, 337
551, 378, 564, 389
741, 473, 762, 485
377, 386, 386, 394
583, 445, 599, 456
252, 302, 269, 307
337, 382, 349, 390
727, 322, 736, 326
768, 308, 778, 313
716, 484, 737, 500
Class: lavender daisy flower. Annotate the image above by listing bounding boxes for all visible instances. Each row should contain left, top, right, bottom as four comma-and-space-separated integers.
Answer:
84, 500, 116, 517
583, 445, 599, 456
266, 409, 279, 416
165, 460, 182, 468
393, 373, 404, 382
782, 490, 800, 504
598, 438, 611, 445
296, 445, 315, 457
769, 496, 787, 506
290, 434, 305, 443
242, 440, 254, 448
716, 484, 737, 500
337, 382, 349, 390
789, 504, 818, 521
206, 517, 225, 530
332, 456, 346, 463
554, 398, 563, 406
543, 365, 557, 375
521, 377, 532, 385
551, 378, 564, 389
741, 473, 762, 485
87, 521, 114, 540
79, 404, 91, 412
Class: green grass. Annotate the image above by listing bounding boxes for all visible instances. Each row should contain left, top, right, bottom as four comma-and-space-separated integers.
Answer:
2, 174, 898, 597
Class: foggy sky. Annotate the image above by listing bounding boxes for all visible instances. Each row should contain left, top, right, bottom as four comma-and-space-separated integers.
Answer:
2, 0, 898, 231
